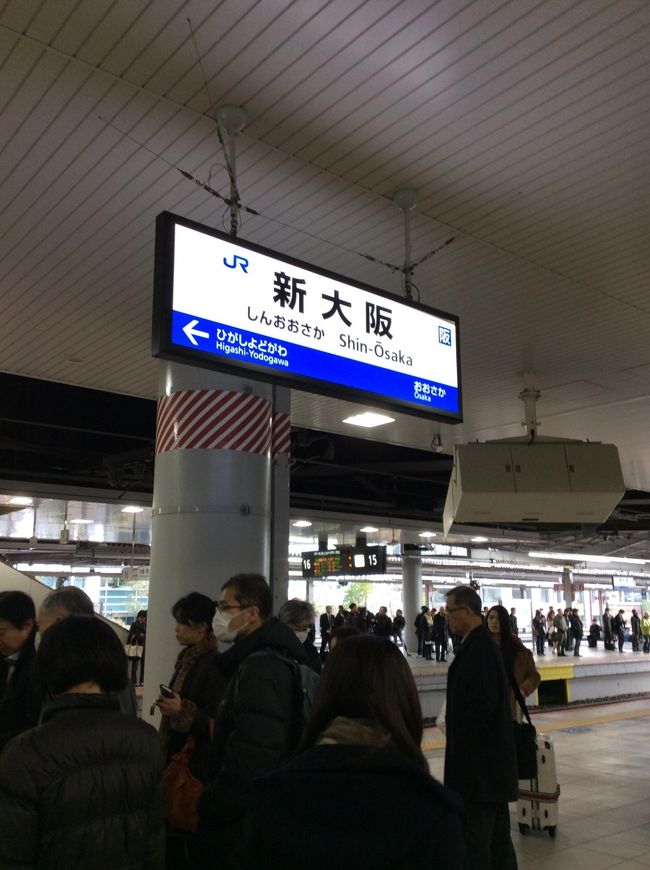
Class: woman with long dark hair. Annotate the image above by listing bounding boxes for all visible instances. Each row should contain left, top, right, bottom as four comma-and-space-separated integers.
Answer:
487, 605, 540, 718
245, 635, 467, 869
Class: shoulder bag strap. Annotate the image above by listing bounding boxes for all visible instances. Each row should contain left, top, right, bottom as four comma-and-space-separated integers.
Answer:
507, 668, 534, 727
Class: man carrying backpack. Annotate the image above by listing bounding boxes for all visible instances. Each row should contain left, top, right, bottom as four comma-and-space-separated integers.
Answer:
199, 573, 311, 870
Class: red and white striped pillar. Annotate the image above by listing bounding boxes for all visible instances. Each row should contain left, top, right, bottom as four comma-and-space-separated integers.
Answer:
270, 387, 291, 612
144, 361, 290, 715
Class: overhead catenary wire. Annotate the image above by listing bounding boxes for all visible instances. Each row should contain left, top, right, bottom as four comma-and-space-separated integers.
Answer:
97, 116, 455, 283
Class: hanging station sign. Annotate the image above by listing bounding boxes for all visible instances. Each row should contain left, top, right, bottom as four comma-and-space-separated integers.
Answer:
152, 213, 462, 422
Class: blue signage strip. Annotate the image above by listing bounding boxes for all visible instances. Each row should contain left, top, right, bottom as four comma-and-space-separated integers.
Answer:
171, 310, 459, 414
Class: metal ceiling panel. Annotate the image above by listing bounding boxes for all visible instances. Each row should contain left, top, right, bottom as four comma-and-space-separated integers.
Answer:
0, 0, 648, 495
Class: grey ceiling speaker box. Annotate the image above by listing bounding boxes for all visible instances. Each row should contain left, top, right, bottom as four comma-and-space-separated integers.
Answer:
443, 441, 625, 535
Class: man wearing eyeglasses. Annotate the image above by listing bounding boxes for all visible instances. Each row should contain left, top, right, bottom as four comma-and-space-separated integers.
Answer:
444, 586, 518, 870
198, 573, 308, 870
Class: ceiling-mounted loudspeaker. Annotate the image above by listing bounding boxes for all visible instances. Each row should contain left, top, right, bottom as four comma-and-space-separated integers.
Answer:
443, 441, 625, 535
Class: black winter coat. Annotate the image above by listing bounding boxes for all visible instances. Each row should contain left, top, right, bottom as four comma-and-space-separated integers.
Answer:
569, 614, 584, 639
0, 640, 40, 754
372, 614, 393, 639
127, 618, 146, 648
199, 618, 308, 859
0, 693, 165, 869
302, 638, 322, 674
245, 743, 468, 870
432, 612, 448, 641
444, 624, 518, 804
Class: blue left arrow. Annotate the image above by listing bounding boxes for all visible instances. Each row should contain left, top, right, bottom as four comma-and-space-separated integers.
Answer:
182, 318, 210, 346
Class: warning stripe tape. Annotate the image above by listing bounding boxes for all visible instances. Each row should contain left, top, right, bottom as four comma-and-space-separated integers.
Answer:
271, 412, 291, 463
156, 390, 274, 456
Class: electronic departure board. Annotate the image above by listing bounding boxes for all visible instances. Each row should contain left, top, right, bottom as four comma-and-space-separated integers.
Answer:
301, 546, 387, 578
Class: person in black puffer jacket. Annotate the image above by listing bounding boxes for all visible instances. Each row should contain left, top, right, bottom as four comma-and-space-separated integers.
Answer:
0, 615, 164, 870
245, 635, 468, 870
199, 574, 309, 870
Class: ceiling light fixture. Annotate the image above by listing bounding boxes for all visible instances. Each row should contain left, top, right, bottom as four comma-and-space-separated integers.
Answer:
69, 518, 93, 525
528, 550, 649, 565
342, 412, 395, 428
418, 531, 437, 538
359, 526, 378, 533
121, 506, 144, 514
292, 520, 312, 528
8, 496, 33, 506
471, 536, 489, 543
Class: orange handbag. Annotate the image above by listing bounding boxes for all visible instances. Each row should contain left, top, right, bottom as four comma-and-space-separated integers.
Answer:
163, 736, 203, 833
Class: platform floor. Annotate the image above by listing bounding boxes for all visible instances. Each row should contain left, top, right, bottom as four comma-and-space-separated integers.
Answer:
408, 643, 650, 674
424, 700, 650, 869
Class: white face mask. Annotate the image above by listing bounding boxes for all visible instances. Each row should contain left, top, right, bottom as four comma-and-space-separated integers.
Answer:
212, 609, 237, 645
294, 629, 309, 644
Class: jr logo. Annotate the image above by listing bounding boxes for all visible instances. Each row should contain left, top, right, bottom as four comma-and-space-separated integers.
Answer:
223, 254, 249, 273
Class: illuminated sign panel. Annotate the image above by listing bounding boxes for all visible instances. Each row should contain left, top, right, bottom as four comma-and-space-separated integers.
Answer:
301, 546, 387, 578
153, 213, 462, 422
612, 576, 636, 589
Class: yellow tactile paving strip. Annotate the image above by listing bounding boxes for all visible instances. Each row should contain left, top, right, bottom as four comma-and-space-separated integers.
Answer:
421, 701, 650, 752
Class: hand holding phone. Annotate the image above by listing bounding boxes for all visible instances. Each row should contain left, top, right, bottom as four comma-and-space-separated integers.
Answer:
159, 684, 174, 698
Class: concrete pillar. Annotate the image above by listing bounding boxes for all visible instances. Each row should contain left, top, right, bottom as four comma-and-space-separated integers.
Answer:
562, 566, 573, 610
402, 549, 422, 654
143, 361, 289, 718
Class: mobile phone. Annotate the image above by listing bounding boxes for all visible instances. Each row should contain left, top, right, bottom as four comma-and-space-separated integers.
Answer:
159, 684, 174, 698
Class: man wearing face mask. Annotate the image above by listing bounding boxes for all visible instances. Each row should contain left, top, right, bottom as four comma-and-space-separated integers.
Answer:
278, 599, 322, 674
199, 574, 308, 870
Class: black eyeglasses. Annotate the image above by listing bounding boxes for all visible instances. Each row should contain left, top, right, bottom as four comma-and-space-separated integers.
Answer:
217, 602, 247, 614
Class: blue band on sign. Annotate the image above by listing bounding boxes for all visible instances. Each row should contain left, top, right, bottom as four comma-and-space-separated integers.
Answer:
172, 310, 459, 414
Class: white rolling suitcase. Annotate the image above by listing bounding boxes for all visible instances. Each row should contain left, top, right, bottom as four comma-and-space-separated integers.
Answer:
517, 732, 560, 838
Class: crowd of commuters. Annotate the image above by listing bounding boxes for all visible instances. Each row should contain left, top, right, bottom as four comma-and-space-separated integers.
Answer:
316, 601, 411, 656
7, 575, 645, 869
414, 604, 455, 660
529, 605, 646, 656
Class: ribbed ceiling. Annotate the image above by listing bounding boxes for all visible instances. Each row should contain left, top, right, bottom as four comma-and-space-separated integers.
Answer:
1, 0, 649, 486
